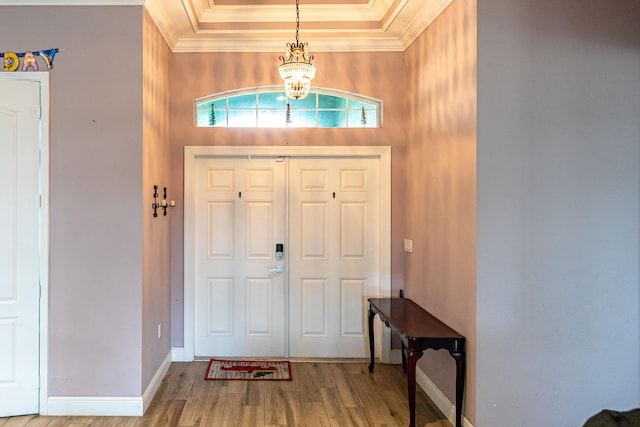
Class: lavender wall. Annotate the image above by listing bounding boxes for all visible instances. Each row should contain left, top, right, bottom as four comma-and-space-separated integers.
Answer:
404, 0, 477, 422
477, 0, 640, 425
1, 6, 144, 397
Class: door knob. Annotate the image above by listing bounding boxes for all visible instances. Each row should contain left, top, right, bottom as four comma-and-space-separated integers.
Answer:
268, 265, 284, 273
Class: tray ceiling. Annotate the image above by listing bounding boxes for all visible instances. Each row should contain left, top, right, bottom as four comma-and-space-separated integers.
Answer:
151, 0, 454, 52
2, 0, 452, 52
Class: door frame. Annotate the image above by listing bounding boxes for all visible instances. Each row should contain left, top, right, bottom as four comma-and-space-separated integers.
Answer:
0, 72, 50, 415
184, 146, 391, 362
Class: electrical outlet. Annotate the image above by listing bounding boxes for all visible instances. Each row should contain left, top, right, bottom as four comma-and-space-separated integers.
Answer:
403, 238, 413, 253
157, 323, 162, 339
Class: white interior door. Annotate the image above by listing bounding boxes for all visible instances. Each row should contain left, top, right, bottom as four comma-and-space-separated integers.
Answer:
0, 80, 41, 416
289, 158, 380, 358
194, 157, 286, 357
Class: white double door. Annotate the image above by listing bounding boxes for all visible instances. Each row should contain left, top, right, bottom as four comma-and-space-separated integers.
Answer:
194, 156, 380, 358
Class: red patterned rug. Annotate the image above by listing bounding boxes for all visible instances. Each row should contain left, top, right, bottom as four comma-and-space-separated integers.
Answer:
205, 359, 293, 381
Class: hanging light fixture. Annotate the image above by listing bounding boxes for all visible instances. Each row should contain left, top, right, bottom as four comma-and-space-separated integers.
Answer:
278, 0, 316, 100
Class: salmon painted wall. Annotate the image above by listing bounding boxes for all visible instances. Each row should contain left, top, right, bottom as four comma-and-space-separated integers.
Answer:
169, 51, 408, 346
404, 0, 477, 422
142, 9, 172, 391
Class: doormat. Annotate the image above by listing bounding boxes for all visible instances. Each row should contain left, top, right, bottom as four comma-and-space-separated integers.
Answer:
205, 359, 293, 381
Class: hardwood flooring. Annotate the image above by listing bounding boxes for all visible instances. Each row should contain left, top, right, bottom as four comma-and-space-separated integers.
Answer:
0, 361, 451, 427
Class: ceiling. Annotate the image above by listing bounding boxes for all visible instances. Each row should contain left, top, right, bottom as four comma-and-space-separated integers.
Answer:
143, 0, 453, 52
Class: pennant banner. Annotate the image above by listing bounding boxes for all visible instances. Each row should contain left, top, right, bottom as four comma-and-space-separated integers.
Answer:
1, 48, 60, 72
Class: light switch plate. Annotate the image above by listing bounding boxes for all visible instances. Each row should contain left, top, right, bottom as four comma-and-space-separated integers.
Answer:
403, 238, 413, 253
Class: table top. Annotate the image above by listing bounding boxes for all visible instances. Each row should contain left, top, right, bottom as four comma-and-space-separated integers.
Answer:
368, 297, 464, 341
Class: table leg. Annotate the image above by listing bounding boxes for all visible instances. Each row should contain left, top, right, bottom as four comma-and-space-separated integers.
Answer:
406, 347, 423, 427
368, 308, 376, 373
452, 351, 466, 427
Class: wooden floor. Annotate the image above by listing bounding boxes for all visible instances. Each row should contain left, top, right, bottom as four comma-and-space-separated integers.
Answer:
0, 361, 451, 427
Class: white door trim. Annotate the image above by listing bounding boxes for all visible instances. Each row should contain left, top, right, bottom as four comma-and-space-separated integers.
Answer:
0, 72, 50, 415
183, 146, 392, 363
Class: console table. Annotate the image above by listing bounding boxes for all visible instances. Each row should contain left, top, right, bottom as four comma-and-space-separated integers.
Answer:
368, 297, 466, 427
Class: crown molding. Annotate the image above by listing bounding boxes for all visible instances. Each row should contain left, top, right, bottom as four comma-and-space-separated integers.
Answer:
145, 0, 179, 48
198, 5, 382, 23
398, 0, 452, 49
172, 35, 404, 53
0, 0, 144, 4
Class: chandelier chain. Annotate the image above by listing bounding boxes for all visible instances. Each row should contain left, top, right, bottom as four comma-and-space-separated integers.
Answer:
295, 0, 300, 45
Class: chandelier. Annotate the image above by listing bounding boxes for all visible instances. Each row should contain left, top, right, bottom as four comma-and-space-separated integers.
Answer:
278, 0, 316, 100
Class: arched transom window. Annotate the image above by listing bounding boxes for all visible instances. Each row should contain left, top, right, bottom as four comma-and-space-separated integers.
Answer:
195, 86, 381, 128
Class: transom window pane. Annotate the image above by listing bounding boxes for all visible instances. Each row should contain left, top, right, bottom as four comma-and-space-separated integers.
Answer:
228, 94, 256, 109
348, 107, 378, 128
318, 110, 346, 128
228, 110, 256, 127
290, 93, 317, 109
195, 87, 381, 128
348, 99, 376, 110
258, 92, 287, 107
318, 94, 346, 109
288, 110, 317, 128
258, 109, 287, 128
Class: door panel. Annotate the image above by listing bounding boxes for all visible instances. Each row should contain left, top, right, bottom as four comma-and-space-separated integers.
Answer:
195, 158, 286, 357
0, 80, 41, 417
301, 278, 327, 336
301, 203, 328, 258
341, 202, 367, 258
341, 279, 366, 336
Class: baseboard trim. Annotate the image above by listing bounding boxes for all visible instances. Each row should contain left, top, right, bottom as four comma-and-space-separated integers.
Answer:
47, 396, 143, 416
142, 350, 172, 413
47, 350, 172, 416
390, 348, 403, 365
172, 346, 191, 362
415, 366, 474, 427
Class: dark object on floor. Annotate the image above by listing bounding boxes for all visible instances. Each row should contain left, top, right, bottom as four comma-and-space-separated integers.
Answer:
583, 409, 640, 427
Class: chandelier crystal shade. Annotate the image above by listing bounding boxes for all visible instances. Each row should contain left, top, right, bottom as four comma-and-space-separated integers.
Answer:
278, 0, 316, 100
